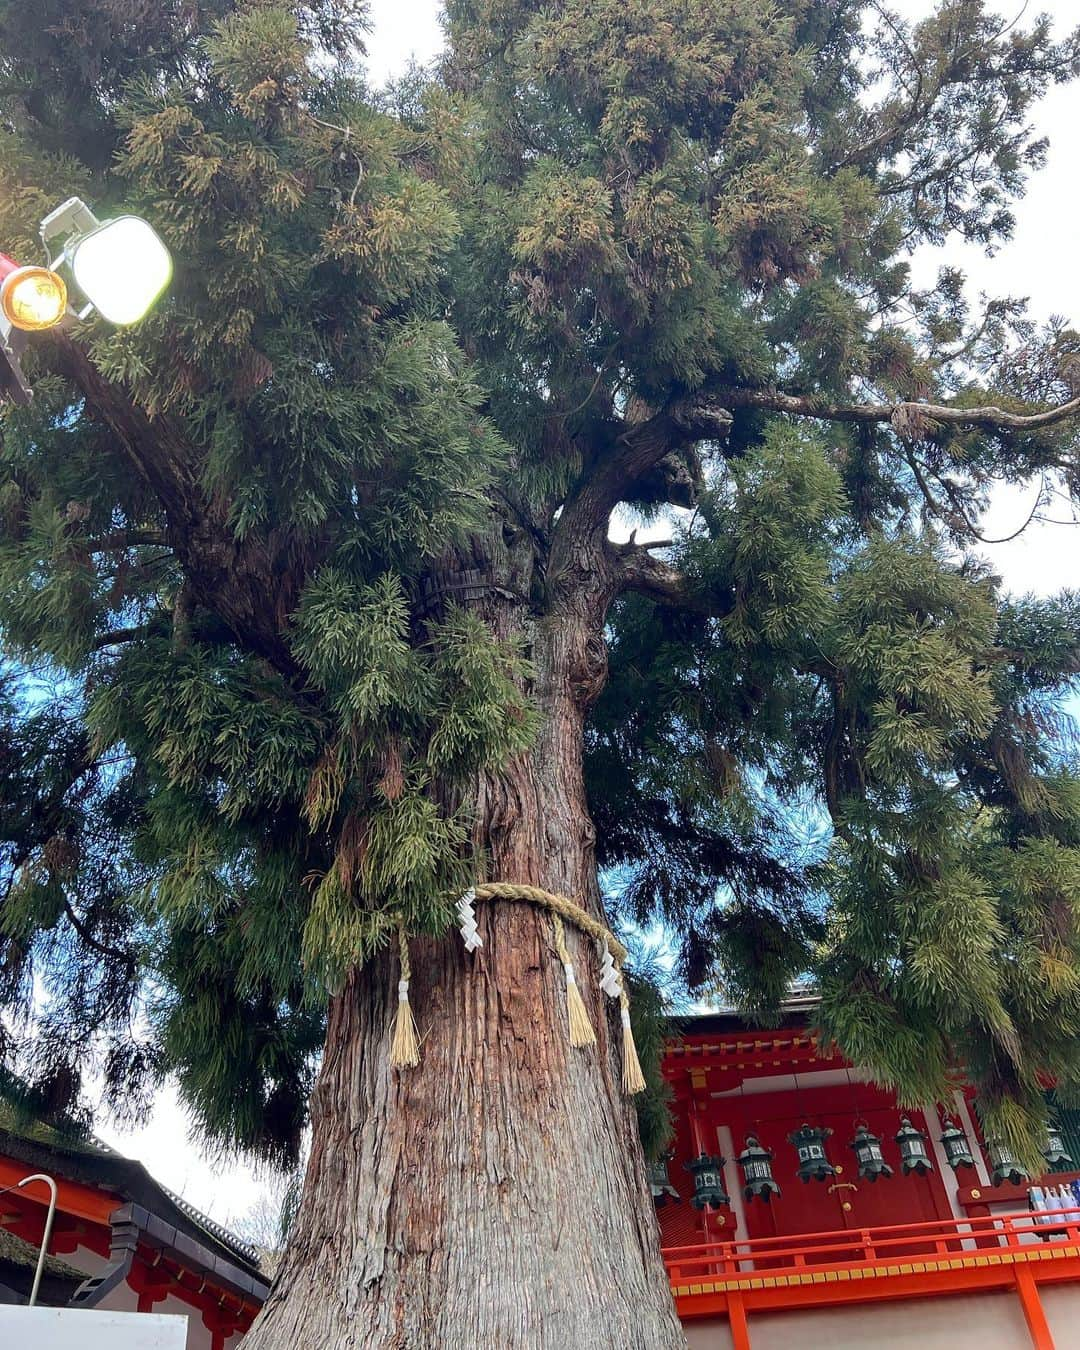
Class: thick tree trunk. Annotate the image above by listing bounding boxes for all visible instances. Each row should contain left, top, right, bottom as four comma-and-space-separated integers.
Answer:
243, 601, 686, 1349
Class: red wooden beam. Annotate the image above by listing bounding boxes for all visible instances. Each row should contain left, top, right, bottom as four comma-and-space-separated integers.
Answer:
1014, 1266, 1055, 1350
0, 1156, 119, 1226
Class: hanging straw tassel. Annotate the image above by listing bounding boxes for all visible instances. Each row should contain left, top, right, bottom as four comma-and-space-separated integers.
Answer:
390, 923, 421, 1069
552, 914, 596, 1048
619, 986, 646, 1095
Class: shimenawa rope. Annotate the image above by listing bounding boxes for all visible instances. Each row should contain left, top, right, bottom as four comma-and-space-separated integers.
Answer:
391, 882, 646, 1094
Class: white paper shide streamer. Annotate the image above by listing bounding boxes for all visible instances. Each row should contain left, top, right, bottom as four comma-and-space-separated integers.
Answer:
599, 944, 622, 999
457, 887, 482, 952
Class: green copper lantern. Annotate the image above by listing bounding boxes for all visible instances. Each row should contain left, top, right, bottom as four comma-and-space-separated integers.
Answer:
648, 1151, 681, 1205
685, 1153, 729, 1210
789, 1123, 837, 1183
736, 1134, 781, 1203
895, 1116, 934, 1176
939, 1116, 976, 1170
851, 1121, 893, 1182
988, 1139, 1028, 1187
1043, 1120, 1073, 1170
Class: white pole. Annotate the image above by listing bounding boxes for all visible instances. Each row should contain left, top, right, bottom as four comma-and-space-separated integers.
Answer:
17, 1173, 59, 1307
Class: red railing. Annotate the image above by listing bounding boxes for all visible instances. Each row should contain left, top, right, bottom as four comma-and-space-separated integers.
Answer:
664, 1207, 1080, 1286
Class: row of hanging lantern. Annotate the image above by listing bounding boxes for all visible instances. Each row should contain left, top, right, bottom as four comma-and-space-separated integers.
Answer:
663, 1113, 1073, 1210
984, 1119, 1073, 1186
788, 1116, 939, 1189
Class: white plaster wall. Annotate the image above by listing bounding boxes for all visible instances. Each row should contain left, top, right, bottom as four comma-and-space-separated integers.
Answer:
152, 1293, 204, 1350
93, 1286, 223, 1349
96, 1279, 140, 1315
683, 1318, 736, 1350
70, 1242, 111, 1276
1038, 1281, 1080, 1346
753, 1290, 1028, 1349
66, 1245, 244, 1347
682, 1290, 1031, 1349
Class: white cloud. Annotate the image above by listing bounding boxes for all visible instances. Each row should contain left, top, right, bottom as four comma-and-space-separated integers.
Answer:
364, 0, 444, 81
95, 1085, 270, 1228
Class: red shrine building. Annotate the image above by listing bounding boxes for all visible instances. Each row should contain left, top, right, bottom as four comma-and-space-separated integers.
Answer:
8, 1002, 1080, 1348
0, 1118, 268, 1347
655, 996, 1080, 1350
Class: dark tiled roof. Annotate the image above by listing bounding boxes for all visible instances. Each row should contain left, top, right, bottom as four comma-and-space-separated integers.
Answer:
0, 1121, 262, 1274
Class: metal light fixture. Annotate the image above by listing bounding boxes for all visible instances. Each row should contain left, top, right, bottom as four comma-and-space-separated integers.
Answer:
789, 1123, 837, 1183
988, 1139, 1028, 1187
648, 1151, 680, 1205
0, 260, 67, 332
0, 251, 67, 406
1, 197, 173, 406
939, 1116, 976, 1170
0, 320, 31, 405
895, 1116, 934, 1176
736, 1134, 781, 1203
851, 1121, 893, 1182
40, 197, 172, 327
69, 216, 172, 325
1044, 1120, 1073, 1171
685, 1152, 730, 1210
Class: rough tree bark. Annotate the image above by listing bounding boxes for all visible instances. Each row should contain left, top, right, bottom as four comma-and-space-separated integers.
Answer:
243, 538, 687, 1349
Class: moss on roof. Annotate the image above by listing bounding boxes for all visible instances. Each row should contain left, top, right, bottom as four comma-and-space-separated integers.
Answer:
0, 1227, 87, 1281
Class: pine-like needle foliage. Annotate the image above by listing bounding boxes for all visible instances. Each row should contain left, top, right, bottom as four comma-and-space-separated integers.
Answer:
0, 0, 532, 1163
1, 0, 1080, 1170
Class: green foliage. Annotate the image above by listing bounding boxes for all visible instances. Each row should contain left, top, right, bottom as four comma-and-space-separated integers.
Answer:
624, 967, 674, 1162
0, 0, 534, 1159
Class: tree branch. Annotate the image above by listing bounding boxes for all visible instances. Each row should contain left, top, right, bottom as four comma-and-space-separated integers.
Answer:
62, 897, 136, 968
89, 528, 167, 552
553, 400, 732, 548
48, 333, 306, 677
611, 540, 732, 616
91, 625, 155, 651
715, 387, 1080, 435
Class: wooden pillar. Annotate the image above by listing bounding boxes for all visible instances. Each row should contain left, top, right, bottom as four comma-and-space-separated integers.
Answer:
727, 1291, 751, 1350
1014, 1266, 1055, 1349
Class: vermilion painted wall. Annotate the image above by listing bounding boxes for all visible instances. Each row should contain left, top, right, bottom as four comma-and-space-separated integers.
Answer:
659, 1028, 959, 1251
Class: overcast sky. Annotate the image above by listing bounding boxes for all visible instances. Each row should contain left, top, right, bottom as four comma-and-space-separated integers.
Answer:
97, 0, 1080, 1227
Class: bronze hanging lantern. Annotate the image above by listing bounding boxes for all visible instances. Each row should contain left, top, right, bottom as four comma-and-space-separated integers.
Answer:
648, 1151, 681, 1205
850, 1121, 893, 1182
736, 1134, 781, 1203
685, 1152, 730, 1210
895, 1116, 934, 1176
1044, 1120, 1073, 1171
940, 1116, 976, 1170
789, 1123, 837, 1183
988, 1139, 1028, 1187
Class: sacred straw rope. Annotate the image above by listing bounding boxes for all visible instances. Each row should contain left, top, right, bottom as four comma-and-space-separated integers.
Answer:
471, 882, 628, 963
390, 881, 646, 1093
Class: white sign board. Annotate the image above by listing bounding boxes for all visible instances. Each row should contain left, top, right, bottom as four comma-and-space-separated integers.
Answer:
0, 1307, 188, 1348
